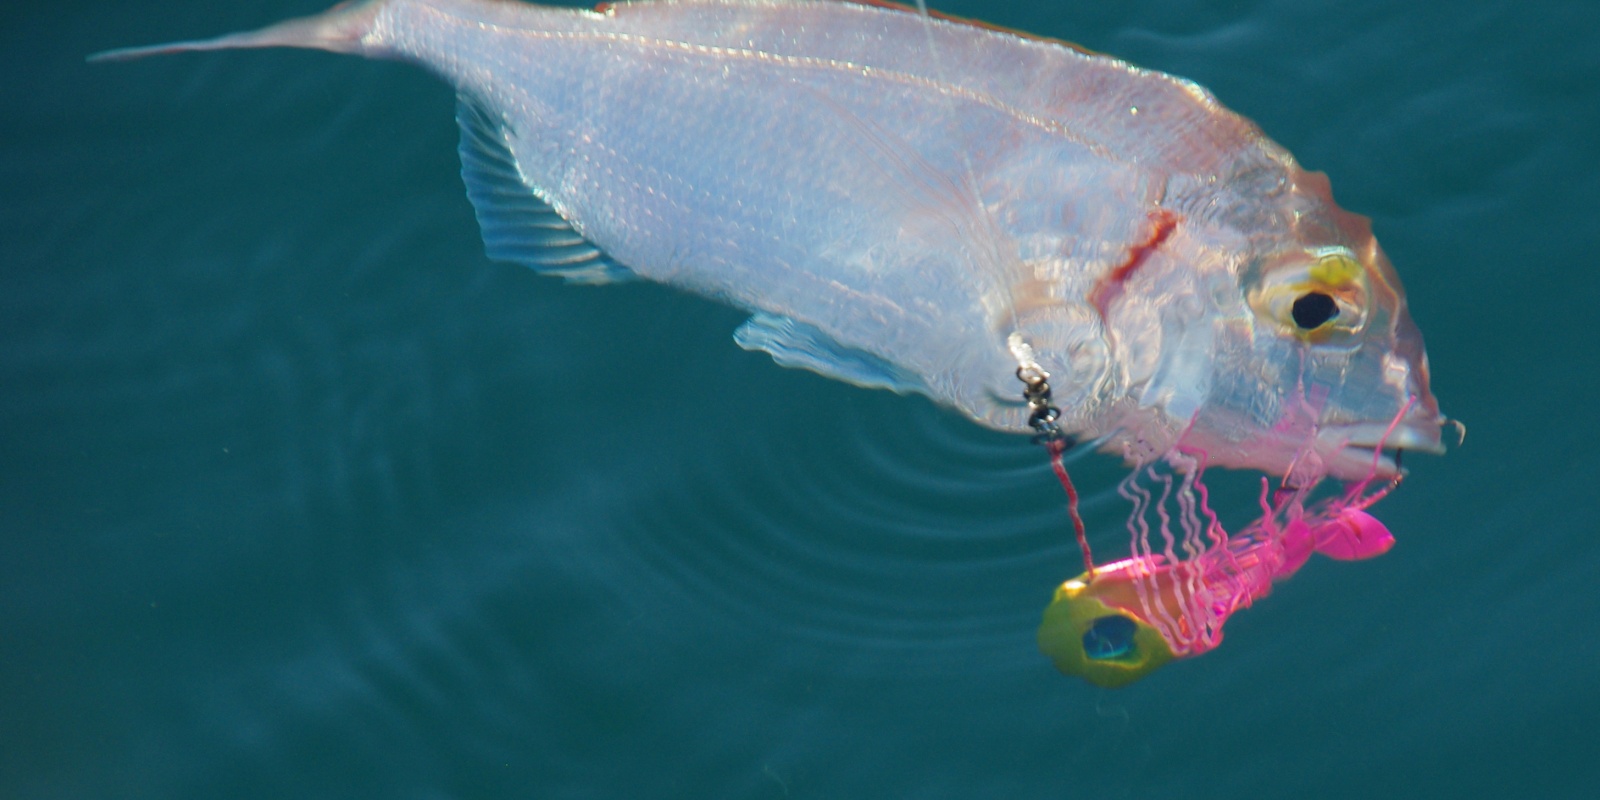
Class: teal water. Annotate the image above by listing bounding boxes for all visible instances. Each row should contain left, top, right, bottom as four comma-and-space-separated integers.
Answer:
4, 0, 1596, 796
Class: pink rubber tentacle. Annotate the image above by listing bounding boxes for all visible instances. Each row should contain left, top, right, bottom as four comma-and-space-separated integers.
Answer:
1180, 473, 1231, 650
1121, 464, 1185, 653
1237, 473, 1316, 584
1173, 442, 1246, 641
1214, 480, 1281, 612
1171, 422, 1231, 564
1150, 464, 1203, 653
1166, 451, 1205, 563
1177, 442, 1243, 585
1151, 467, 1180, 560
1341, 395, 1418, 509
1173, 459, 1204, 554
1256, 476, 1276, 522
1176, 443, 1230, 555
1172, 458, 1224, 643
1117, 466, 1158, 592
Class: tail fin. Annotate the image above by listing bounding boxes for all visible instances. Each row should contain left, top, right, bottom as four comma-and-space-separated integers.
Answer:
88, 0, 386, 63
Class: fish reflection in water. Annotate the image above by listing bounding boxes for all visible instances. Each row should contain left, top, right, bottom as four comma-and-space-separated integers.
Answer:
94, 0, 1448, 684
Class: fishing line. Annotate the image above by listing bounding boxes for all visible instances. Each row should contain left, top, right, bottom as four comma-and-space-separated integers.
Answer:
907, 3, 1101, 579
1018, 365, 1093, 575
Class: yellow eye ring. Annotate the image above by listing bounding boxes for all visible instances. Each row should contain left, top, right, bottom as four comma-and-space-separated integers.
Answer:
1308, 252, 1363, 288
1248, 249, 1369, 340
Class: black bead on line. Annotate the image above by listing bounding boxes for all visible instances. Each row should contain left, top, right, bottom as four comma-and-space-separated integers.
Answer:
1017, 366, 1076, 448
1019, 365, 1094, 575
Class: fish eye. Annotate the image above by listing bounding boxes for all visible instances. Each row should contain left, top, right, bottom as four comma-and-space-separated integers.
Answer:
1291, 291, 1339, 329
1247, 248, 1370, 340
1082, 614, 1139, 660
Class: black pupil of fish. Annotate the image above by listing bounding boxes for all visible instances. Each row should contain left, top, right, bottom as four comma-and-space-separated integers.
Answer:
1291, 291, 1339, 329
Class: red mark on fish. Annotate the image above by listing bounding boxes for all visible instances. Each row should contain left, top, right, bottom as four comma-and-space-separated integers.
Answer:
1089, 208, 1180, 322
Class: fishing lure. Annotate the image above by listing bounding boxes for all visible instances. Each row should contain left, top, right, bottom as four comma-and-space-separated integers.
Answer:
1038, 405, 1414, 688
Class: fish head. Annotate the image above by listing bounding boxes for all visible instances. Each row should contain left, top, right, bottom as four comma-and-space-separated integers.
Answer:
1240, 233, 1442, 478
1108, 172, 1444, 482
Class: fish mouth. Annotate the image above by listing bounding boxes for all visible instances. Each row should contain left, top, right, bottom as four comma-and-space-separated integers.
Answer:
1318, 419, 1447, 479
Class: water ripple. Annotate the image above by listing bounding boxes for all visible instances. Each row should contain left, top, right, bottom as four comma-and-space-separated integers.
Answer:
545, 375, 1140, 676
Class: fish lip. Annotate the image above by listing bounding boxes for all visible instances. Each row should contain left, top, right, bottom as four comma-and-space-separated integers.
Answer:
1325, 420, 1447, 455
1316, 419, 1446, 479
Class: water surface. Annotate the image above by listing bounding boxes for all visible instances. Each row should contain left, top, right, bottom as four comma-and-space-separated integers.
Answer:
3, 0, 1597, 797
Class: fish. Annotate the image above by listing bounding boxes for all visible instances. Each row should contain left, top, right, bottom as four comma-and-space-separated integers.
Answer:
92, 0, 1445, 484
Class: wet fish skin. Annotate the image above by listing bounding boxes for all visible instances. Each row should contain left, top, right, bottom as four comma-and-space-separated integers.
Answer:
93, 0, 1444, 480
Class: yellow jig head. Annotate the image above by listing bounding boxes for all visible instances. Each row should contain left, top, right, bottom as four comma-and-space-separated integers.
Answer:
1036, 570, 1177, 689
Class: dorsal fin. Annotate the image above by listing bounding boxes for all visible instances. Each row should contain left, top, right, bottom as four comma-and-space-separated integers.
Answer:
836, 0, 1099, 55
455, 95, 632, 284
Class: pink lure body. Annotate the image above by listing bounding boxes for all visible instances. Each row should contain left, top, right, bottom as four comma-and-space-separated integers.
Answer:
1085, 503, 1394, 658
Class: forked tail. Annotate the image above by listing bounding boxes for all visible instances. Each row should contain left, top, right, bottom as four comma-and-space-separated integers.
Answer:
88, 0, 387, 62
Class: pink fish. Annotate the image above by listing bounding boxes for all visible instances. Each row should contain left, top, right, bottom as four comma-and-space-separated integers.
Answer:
96, 1, 1451, 681
93, 0, 1445, 481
